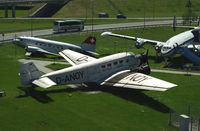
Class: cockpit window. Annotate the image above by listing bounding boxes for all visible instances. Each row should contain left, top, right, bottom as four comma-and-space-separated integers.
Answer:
162, 46, 172, 51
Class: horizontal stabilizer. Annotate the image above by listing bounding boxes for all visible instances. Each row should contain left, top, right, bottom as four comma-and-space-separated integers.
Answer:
32, 77, 56, 88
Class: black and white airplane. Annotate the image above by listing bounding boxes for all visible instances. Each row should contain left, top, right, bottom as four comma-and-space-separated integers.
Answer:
101, 17, 200, 64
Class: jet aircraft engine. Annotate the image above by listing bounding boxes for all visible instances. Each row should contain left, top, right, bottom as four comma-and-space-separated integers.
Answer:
135, 39, 145, 49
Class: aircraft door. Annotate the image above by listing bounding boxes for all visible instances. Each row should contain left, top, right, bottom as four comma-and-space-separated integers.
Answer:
87, 65, 100, 81
192, 30, 200, 42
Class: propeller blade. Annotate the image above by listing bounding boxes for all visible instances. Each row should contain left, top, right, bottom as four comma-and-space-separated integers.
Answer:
146, 49, 149, 65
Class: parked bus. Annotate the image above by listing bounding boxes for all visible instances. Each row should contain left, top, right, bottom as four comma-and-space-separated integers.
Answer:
53, 20, 84, 33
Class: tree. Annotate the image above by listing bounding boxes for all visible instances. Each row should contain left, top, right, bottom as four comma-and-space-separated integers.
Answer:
182, 0, 197, 24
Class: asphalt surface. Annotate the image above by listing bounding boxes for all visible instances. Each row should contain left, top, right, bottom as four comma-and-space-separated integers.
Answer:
1, 20, 182, 42
18, 59, 69, 73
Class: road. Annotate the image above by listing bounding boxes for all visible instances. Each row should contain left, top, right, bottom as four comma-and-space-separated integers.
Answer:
18, 59, 200, 76
1, 20, 181, 42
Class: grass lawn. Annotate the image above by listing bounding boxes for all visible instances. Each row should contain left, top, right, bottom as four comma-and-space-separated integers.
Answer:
54, 0, 200, 18
1, 26, 200, 130
0, 18, 154, 33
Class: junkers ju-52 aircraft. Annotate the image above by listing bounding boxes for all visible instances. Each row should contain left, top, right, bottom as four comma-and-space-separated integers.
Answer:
13, 36, 97, 56
19, 50, 177, 91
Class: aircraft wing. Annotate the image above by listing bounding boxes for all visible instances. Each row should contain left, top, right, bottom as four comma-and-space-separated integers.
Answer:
26, 46, 59, 56
59, 49, 97, 66
101, 32, 162, 45
100, 70, 177, 91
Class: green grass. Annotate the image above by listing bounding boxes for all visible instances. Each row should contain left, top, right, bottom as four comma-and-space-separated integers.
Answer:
46, 63, 71, 70
1, 26, 200, 130
54, 0, 200, 18
0, 18, 158, 33
1, 42, 200, 130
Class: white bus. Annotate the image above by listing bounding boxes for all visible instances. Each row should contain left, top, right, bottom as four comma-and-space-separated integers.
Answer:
53, 20, 84, 33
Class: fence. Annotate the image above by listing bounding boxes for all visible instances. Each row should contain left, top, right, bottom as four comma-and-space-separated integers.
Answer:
169, 105, 200, 131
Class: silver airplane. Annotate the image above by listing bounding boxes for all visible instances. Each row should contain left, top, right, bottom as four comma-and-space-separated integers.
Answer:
19, 50, 177, 91
13, 36, 97, 56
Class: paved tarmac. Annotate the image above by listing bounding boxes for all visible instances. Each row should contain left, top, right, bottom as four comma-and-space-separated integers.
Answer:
18, 59, 69, 73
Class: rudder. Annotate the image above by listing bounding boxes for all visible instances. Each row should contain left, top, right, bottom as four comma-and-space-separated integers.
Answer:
81, 36, 96, 52
19, 62, 42, 85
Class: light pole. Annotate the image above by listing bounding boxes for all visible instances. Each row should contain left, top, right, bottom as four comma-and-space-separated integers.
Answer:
153, 0, 155, 20
91, 0, 94, 35
144, 0, 146, 29
85, 0, 88, 20
29, 2, 33, 36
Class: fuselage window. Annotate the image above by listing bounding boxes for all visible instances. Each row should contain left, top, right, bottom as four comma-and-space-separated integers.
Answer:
101, 65, 106, 68
126, 59, 129, 63
114, 61, 118, 65
119, 60, 123, 64
107, 63, 111, 67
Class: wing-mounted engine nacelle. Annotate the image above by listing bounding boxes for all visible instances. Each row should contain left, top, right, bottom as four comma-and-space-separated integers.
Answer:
133, 65, 151, 75
25, 46, 39, 52
154, 43, 163, 53
135, 39, 145, 49
193, 45, 200, 56
154, 45, 161, 53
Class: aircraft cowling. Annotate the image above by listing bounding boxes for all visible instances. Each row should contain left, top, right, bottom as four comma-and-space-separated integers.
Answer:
133, 65, 151, 75
25, 46, 39, 52
154, 45, 161, 53
135, 39, 145, 49
193, 48, 200, 56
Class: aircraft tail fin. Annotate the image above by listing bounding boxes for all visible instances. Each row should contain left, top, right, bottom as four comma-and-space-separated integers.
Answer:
81, 36, 96, 53
19, 62, 42, 85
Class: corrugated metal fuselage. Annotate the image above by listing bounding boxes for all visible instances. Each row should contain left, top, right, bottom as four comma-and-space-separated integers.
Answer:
43, 52, 140, 85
